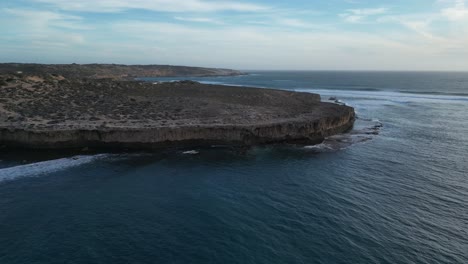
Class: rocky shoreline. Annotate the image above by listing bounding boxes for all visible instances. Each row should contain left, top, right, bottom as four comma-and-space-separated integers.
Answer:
0, 65, 355, 150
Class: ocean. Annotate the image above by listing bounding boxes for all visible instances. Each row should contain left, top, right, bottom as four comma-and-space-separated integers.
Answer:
1, 71, 467, 263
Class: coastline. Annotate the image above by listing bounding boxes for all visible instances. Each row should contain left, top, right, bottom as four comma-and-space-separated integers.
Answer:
0, 113, 355, 150
0, 63, 245, 80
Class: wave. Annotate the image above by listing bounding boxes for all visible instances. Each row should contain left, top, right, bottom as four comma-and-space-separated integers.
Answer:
304, 118, 383, 152
182, 150, 200, 155
0, 154, 112, 183
199, 81, 267, 88
398, 90, 468, 97
304, 133, 376, 153
314, 85, 382, 92
296, 88, 468, 104
191, 80, 468, 101
304, 143, 335, 151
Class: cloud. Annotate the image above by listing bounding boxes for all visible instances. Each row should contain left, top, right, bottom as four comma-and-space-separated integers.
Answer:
1, 1, 468, 70
400, 20, 438, 39
31, 0, 268, 13
441, 0, 468, 20
0, 8, 87, 46
276, 18, 311, 28
174, 16, 221, 24
348, 7, 388, 16
103, 20, 464, 70
4, 8, 81, 25
340, 7, 388, 23
373, 0, 468, 57
377, 0, 468, 39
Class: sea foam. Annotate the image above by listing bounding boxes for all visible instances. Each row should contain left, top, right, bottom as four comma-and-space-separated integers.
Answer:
0, 154, 111, 183
295, 88, 468, 104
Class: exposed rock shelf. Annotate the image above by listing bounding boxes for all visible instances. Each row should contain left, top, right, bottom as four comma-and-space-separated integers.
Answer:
0, 75, 355, 149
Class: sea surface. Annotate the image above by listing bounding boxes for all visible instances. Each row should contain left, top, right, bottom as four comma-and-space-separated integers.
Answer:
1, 71, 468, 263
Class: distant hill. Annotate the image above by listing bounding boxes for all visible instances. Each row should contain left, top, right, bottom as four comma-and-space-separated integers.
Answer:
0, 63, 244, 80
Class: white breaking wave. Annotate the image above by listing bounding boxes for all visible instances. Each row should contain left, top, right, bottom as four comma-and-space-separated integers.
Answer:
182, 150, 200, 155
198, 81, 271, 88
0, 154, 112, 183
199, 81, 252, 87
295, 88, 468, 104
304, 143, 334, 151
304, 134, 375, 153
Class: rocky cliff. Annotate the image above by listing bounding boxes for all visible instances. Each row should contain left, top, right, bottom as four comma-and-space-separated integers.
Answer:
0, 74, 355, 150
0, 111, 355, 149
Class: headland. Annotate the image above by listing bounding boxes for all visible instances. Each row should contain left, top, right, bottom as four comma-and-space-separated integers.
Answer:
0, 64, 355, 149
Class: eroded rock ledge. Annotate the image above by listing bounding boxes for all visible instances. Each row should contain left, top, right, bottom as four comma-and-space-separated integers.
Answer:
0, 75, 355, 149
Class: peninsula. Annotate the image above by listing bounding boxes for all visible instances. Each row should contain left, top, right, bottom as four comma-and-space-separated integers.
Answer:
0, 64, 355, 149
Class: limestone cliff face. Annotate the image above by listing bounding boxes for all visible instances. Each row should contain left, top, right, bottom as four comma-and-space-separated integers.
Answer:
0, 107, 354, 149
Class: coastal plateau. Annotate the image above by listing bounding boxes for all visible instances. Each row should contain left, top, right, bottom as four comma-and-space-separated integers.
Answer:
0, 64, 355, 149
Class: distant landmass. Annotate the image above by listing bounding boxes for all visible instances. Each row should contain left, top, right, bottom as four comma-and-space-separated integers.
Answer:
0, 63, 244, 80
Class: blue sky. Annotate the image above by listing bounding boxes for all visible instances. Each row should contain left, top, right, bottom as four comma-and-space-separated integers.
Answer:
1, 0, 467, 70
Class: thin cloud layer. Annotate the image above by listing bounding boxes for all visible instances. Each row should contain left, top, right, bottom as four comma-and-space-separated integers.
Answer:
340, 7, 389, 23
31, 0, 268, 12
0, 0, 467, 70
442, 0, 468, 20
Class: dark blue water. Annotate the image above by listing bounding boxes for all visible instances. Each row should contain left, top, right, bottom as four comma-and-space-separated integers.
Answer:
1, 72, 468, 263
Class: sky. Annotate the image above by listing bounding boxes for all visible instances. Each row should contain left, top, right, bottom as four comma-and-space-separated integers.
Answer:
0, 0, 468, 71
